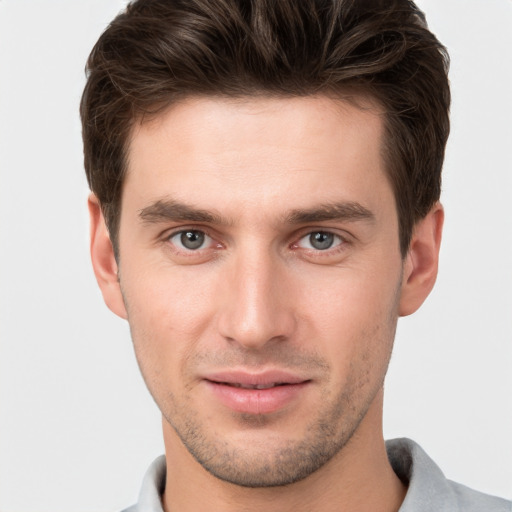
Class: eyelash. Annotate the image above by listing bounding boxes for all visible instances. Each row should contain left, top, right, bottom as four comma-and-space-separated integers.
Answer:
293, 231, 346, 251
163, 227, 350, 260
165, 228, 220, 254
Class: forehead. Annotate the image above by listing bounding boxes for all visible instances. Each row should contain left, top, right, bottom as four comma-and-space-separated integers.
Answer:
124, 95, 391, 220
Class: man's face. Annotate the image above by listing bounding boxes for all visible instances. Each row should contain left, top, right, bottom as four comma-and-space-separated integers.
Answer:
114, 96, 406, 486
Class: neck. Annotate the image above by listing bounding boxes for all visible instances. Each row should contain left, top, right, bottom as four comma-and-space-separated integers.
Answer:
162, 390, 406, 512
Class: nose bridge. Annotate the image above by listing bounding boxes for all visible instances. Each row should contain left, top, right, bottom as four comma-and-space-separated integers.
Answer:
218, 241, 294, 348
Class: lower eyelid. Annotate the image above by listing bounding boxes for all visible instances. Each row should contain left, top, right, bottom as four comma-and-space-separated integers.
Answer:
167, 230, 211, 250
296, 232, 345, 250
164, 229, 349, 256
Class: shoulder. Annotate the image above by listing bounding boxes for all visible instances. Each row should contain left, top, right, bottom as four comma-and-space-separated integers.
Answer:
120, 455, 167, 512
447, 480, 511, 512
386, 438, 511, 512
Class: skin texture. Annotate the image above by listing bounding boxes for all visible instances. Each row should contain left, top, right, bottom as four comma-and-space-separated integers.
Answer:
89, 95, 443, 512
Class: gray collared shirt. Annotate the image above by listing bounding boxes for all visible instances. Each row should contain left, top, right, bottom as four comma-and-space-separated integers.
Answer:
122, 438, 511, 511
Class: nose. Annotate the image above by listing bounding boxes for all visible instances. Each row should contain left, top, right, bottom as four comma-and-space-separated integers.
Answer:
217, 249, 296, 350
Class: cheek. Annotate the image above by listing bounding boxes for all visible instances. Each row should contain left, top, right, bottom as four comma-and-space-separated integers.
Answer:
300, 264, 400, 372
121, 263, 219, 372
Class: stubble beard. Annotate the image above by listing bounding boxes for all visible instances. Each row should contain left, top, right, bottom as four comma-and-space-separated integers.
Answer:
157, 346, 391, 488
126, 281, 401, 488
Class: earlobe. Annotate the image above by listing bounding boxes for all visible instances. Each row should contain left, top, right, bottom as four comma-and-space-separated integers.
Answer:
88, 194, 128, 319
399, 203, 444, 317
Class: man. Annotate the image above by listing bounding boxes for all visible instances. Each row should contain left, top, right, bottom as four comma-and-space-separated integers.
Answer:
80, 0, 511, 511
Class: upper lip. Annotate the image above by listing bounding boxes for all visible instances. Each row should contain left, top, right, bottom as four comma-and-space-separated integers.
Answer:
203, 370, 309, 388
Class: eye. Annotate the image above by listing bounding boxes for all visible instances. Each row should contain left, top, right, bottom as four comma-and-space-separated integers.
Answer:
169, 230, 211, 251
296, 231, 343, 251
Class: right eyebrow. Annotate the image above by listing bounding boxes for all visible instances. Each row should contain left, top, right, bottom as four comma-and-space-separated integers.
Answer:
138, 199, 227, 225
285, 201, 375, 225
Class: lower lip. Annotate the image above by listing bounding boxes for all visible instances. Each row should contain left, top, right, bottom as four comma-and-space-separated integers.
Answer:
205, 381, 309, 415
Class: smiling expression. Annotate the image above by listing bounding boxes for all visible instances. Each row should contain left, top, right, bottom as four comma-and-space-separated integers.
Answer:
101, 95, 410, 486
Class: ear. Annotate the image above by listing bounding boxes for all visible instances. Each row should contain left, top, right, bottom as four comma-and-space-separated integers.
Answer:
88, 193, 128, 319
399, 203, 444, 317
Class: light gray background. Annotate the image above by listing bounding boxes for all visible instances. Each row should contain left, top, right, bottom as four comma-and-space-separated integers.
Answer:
0, 1, 511, 511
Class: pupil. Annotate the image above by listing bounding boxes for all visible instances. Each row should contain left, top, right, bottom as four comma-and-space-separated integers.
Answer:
181, 231, 204, 250
310, 232, 333, 250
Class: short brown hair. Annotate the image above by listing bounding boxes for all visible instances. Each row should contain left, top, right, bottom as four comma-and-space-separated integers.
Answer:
81, 0, 450, 257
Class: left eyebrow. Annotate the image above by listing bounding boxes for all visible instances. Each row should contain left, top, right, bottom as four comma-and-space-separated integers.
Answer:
285, 202, 375, 224
138, 199, 227, 225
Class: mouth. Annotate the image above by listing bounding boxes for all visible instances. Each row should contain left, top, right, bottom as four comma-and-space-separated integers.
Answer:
214, 381, 291, 390
203, 371, 311, 414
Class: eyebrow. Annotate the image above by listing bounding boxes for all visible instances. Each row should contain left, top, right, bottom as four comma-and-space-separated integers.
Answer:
139, 199, 374, 226
285, 202, 375, 224
139, 199, 227, 225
